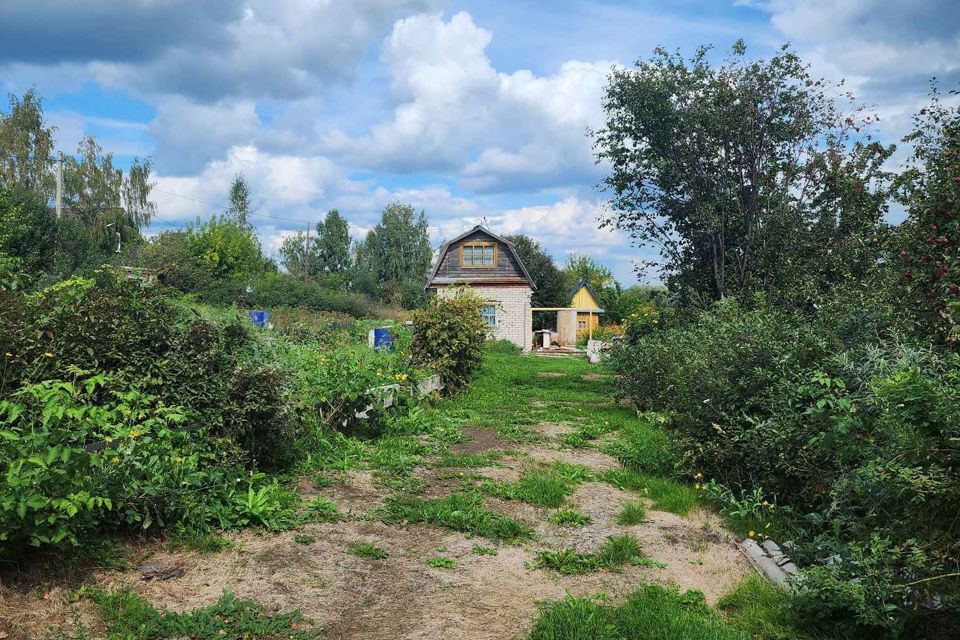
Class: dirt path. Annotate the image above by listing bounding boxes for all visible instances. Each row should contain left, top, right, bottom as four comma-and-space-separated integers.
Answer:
3, 356, 751, 639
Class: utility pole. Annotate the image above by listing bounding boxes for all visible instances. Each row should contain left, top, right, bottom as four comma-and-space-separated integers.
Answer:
304, 222, 311, 282
55, 151, 64, 218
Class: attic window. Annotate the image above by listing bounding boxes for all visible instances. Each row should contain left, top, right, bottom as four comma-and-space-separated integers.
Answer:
461, 241, 496, 268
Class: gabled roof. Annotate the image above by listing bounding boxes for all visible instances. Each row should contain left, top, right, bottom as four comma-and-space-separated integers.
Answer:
426, 224, 537, 290
567, 278, 602, 306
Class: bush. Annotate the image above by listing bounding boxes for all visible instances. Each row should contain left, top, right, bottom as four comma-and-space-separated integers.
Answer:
247, 272, 379, 318
411, 290, 487, 391
610, 297, 960, 633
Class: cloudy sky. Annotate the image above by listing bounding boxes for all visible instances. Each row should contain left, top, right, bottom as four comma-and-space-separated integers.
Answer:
2, 0, 957, 282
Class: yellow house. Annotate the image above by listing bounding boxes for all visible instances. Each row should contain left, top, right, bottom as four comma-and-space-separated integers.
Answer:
568, 279, 603, 332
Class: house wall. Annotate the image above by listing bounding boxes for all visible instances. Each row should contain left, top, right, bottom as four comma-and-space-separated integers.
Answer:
571, 286, 599, 310
576, 312, 601, 331
435, 285, 532, 351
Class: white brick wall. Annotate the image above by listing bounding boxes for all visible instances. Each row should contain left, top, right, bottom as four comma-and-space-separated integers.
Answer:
436, 286, 532, 351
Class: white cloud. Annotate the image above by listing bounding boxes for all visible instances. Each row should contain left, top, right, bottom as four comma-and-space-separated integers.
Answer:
324, 12, 613, 191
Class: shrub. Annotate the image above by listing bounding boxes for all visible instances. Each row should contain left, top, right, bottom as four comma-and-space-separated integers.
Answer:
0, 375, 244, 555
411, 289, 487, 391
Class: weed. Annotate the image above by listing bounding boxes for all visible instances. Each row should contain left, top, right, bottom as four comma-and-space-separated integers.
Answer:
534, 534, 651, 575
549, 509, 593, 527
301, 496, 341, 523
430, 451, 502, 468
472, 544, 498, 556
601, 469, 698, 516
380, 492, 531, 542
616, 501, 647, 525
293, 533, 316, 545
168, 530, 232, 554
482, 463, 590, 509
427, 555, 457, 569
347, 542, 388, 559
81, 588, 318, 639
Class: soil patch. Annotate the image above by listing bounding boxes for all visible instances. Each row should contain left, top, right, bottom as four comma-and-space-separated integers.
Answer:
532, 422, 575, 439
451, 427, 511, 455
536, 372, 564, 378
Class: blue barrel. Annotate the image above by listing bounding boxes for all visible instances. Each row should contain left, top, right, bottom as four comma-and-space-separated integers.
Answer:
372, 327, 394, 352
248, 310, 270, 328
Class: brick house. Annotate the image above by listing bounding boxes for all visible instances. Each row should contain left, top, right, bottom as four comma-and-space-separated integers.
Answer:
425, 225, 535, 351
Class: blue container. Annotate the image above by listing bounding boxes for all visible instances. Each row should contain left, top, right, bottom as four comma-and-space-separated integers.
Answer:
372, 327, 394, 352
248, 310, 270, 328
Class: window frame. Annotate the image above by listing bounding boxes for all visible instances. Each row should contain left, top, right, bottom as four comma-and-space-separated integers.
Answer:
460, 241, 498, 268
481, 304, 497, 327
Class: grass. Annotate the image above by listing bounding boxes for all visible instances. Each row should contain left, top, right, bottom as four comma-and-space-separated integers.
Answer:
379, 492, 532, 542
601, 468, 698, 516
549, 509, 593, 527
347, 542, 388, 559
167, 530, 232, 554
616, 501, 647, 525
527, 577, 812, 640
472, 544, 498, 556
482, 462, 592, 509
427, 555, 457, 569
293, 533, 316, 545
534, 534, 654, 575
301, 496, 341, 523
429, 451, 503, 468
81, 588, 318, 639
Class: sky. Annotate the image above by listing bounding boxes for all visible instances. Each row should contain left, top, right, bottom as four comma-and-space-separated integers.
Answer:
1, 0, 958, 283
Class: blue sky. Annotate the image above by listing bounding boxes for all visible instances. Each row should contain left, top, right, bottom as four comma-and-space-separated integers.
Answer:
2, 0, 958, 282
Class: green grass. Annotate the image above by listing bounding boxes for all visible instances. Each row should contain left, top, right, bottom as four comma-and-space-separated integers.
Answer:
379, 492, 532, 542
427, 555, 457, 569
482, 462, 592, 509
616, 501, 647, 525
81, 588, 318, 639
534, 534, 653, 575
527, 578, 812, 640
602, 469, 698, 516
293, 533, 316, 545
472, 544, 498, 556
429, 451, 503, 468
301, 496, 341, 523
549, 509, 593, 527
347, 542, 388, 559
167, 530, 232, 554
600, 416, 676, 476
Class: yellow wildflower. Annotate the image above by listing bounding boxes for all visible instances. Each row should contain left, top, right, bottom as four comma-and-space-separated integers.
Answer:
748, 530, 756, 538
44, 352, 55, 358
694, 472, 703, 479
111, 457, 120, 464
761, 500, 770, 507
694, 483, 701, 490
105, 436, 114, 443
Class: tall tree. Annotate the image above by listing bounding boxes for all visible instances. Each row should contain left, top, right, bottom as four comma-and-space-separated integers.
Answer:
279, 230, 319, 279
63, 136, 155, 253
227, 173, 252, 226
0, 90, 54, 199
359, 202, 432, 307
594, 42, 893, 304
316, 209, 352, 273
562, 254, 614, 292
506, 235, 567, 307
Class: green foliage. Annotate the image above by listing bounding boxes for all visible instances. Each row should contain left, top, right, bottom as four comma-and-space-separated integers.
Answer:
534, 534, 649, 575
0, 89, 55, 199
247, 271, 379, 318
348, 541, 388, 559
600, 469, 698, 516
472, 544, 498, 556
596, 42, 893, 302
226, 173, 251, 226
528, 582, 799, 640
549, 509, 593, 527
293, 533, 316, 545
411, 289, 487, 390
506, 235, 568, 328
356, 202, 432, 308
894, 89, 960, 343
616, 501, 647, 525
599, 414, 676, 476
83, 588, 318, 639
0, 184, 57, 273
380, 492, 532, 542
302, 496, 341, 523
562, 255, 614, 293
168, 530, 232, 554
185, 215, 266, 280
427, 555, 457, 569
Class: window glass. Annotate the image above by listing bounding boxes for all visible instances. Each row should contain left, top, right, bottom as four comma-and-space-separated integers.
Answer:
482, 305, 497, 326
483, 245, 495, 265
462, 242, 495, 267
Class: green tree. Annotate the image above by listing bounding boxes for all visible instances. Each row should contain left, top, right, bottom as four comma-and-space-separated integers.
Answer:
562, 254, 614, 292
279, 231, 317, 280
895, 88, 960, 344
63, 136, 155, 253
227, 173, 252, 226
185, 215, 265, 280
0, 184, 57, 273
358, 202, 432, 307
316, 209, 352, 273
0, 90, 54, 199
505, 234, 566, 329
594, 42, 893, 304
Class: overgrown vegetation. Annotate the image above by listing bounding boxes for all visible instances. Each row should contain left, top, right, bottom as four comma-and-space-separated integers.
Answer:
599, 42, 960, 637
